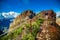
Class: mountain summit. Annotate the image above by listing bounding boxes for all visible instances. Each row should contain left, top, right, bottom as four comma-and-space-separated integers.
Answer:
9, 10, 36, 31
36, 10, 60, 40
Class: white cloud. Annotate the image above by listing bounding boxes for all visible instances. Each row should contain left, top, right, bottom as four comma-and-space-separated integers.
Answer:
2, 11, 19, 18
56, 11, 60, 17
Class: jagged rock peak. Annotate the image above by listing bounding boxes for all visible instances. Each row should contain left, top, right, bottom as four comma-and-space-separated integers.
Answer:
21, 10, 34, 14
40, 10, 56, 15
36, 10, 60, 40
16, 10, 36, 19
9, 10, 36, 30
40, 10, 56, 21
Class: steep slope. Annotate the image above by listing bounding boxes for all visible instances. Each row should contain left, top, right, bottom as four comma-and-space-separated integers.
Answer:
9, 10, 36, 32
36, 10, 60, 40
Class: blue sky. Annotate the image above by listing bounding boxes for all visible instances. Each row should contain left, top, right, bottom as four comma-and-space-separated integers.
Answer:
0, 0, 60, 13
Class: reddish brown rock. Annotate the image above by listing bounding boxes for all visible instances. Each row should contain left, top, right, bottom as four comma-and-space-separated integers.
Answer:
36, 10, 60, 40
9, 10, 35, 32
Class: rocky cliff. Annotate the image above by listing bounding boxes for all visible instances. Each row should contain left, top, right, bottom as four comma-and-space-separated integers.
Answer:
9, 10, 36, 32
36, 10, 60, 40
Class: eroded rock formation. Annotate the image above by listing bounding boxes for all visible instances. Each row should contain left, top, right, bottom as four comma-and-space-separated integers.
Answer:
9, 10, 36, 32
36, 10, 60, 40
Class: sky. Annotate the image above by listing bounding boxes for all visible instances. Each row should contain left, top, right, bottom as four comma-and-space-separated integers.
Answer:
0, 0, 60, 15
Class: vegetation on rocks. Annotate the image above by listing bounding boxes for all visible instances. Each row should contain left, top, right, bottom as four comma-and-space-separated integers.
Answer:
0, 18, 43, 40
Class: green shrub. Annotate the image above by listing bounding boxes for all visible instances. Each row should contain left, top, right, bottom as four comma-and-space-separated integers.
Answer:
0, 18, 43, 40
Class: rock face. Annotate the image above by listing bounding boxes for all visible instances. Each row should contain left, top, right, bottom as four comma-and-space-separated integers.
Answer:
9, 10, 36, 31
36, 10, 60, 40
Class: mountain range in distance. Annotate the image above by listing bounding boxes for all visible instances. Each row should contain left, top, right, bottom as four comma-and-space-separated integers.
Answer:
0, 12, 18, 33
